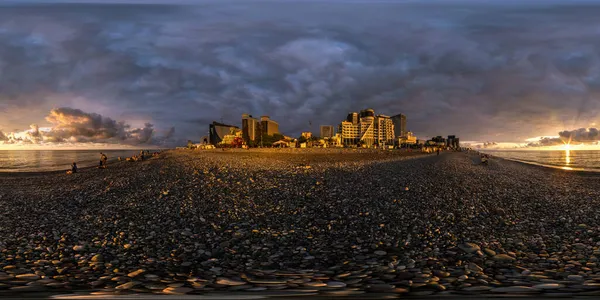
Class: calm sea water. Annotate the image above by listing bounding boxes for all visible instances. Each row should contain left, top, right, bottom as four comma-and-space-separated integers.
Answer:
481, 149, 600, 171
0, 150, 149, 172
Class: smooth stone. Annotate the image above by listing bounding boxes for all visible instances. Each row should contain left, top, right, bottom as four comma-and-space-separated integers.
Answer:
493, 254, 516, 262
15, 274, 40, 281
367, 284, 395, 291
249, 279, 287, 284
72, 245, 85, 251
9, 285, 47, 292
534, 283, 565, 290
463, 286, 492, 292
458, 243, 480, 253
484, 248, 496, 256
374, 250, 387, 256
144, 284, 167, 290
468, 263, 483, 272
216, 277, 247, 286
116, 281, 139, 290
246, 287, 268, 291
410, 291, 435, 296
127, 269, 145, 278
567, 275, 584, 281
303, 282, 327, 287
326, 281, 347, 288
91, 254, 103, 262
433, 271, 450, 278
324, 289, 365, 296
162, 287, 193, 294
492, 286, 541, 293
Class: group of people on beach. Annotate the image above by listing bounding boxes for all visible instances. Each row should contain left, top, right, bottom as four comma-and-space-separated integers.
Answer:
66, 150, 161, 174
118, 150, 160, 162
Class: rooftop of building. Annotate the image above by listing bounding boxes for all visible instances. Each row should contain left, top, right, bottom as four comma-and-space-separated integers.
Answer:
211, 121, 239, 128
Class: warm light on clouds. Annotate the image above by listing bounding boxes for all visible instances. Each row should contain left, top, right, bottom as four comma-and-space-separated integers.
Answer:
0, 107, 175, 148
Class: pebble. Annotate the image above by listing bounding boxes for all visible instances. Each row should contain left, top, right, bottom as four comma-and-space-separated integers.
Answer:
326, 281, 347, 288
15, 274, 40, 281
216, 277, 247, 286
492, 286, 541, 293
534, 283, 565, 290
162, 287, 193, 294
458, 243, 480, 253
116, 281, 140, 290
568, 275, 584, 281
127, 269, 145, 278
493, 254, 516, 262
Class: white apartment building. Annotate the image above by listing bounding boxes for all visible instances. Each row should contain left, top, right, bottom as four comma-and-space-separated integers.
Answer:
338, 109, 395, 147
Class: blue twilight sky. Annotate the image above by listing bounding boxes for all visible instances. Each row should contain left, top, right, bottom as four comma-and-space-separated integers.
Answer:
2, 0, 600, 147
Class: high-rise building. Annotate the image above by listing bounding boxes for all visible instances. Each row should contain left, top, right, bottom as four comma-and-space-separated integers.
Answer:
320, 125, 334, 138
338, 108, 395, 147
391, 114, 407, 139
375, 114, 395, 145
209, 121, 240, 145
242, 114, 260, 144
447, 135, 460, 149
260, 116, 279, 136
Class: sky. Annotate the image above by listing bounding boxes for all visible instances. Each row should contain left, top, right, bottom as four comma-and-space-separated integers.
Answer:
2, 0, 600, 148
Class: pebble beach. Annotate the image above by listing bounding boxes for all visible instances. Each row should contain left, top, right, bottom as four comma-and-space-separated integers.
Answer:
2, 149, 600, 298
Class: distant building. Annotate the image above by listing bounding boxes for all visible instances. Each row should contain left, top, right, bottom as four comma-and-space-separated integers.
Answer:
398, 131, 417, 145
301, 132, 312, 139
430, 136, 447, 147
338, 108, 395, 147
242, 114, 260, 144
320, 125, 334, 138
391, 114, 407, 139
260, 116, 279, 136
447, 135, 460, 149
209, 121, 239, 145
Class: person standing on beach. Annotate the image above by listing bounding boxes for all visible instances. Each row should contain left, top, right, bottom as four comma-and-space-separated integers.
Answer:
100, 152, 108, 168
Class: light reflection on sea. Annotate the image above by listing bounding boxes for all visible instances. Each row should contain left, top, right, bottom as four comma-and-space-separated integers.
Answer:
480, 149, 600, 171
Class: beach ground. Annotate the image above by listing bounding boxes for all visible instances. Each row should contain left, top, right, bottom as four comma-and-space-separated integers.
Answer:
1, 149, 600, 298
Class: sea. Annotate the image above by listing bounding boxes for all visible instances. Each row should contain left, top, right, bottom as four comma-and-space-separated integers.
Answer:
480, 149, 600, 171
0, 150, 150, 172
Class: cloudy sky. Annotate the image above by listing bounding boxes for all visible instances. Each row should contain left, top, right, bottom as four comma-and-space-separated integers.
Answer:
2, 0, 600, 147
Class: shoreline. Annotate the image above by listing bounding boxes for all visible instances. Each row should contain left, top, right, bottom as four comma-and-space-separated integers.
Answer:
3, 150, 600, 297
485, 154, 600, 177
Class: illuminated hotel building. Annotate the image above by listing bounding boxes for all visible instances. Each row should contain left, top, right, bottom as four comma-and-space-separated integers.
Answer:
338, 109, 395, 147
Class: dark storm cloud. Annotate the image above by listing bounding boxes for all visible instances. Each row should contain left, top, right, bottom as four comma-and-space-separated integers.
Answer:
528, 128, 600, 147
560, 127, 600, 142
2, 1, 600, 142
